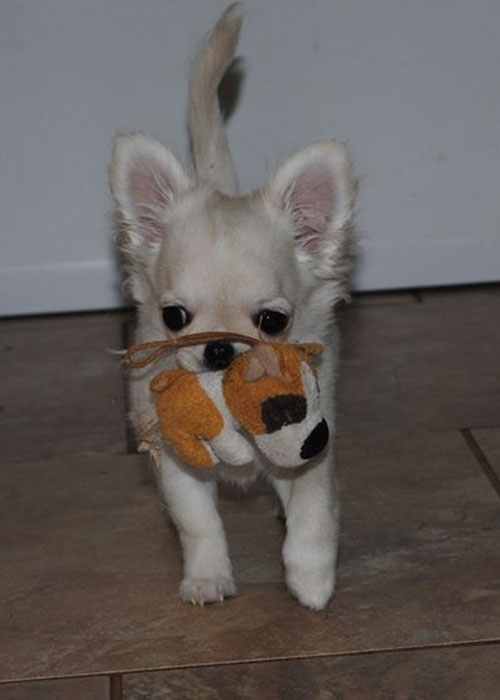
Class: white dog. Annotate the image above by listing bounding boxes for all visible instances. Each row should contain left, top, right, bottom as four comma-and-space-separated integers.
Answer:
109, 5, 356, 610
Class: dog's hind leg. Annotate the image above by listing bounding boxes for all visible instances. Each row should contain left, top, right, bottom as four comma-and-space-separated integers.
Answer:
156, 451, 236, 605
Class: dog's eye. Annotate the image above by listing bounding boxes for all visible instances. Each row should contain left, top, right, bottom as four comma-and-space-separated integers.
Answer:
255, 309, 289, 336
162, 305, 192, 332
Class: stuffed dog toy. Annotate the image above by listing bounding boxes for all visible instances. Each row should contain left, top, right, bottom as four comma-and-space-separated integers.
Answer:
126, 338, 329, 470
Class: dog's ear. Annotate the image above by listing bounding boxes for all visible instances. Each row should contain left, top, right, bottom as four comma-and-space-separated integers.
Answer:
109, 133, 192, 256
264, 140, 356, 281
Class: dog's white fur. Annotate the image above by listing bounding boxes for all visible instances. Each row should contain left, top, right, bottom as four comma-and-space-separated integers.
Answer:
109, 5, 356, 610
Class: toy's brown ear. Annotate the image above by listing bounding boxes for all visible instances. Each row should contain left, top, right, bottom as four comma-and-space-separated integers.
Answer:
244, 345, 283, 382
299, 343, 324, 358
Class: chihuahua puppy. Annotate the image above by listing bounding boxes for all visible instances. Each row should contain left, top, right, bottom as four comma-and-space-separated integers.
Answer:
109, 5, 356, 610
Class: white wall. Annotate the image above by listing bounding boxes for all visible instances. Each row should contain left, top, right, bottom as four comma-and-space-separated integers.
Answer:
1, 0, 499, 314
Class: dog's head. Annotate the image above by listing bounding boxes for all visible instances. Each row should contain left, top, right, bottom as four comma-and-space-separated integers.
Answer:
109, 7, 356, 372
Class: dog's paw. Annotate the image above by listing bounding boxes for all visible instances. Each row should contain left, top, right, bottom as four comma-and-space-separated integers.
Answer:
179, 576, 236, 606
286, 566, 335, 610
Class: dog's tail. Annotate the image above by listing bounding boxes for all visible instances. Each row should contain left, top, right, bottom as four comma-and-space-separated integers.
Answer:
188, 4, 242, 195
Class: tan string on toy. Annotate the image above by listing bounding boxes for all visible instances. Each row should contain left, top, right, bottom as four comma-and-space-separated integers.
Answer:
123, 331, 260, 369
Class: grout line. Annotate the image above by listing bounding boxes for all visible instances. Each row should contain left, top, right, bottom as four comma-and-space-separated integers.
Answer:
461, 429, 500, 500
110, 673, 123, 700
120, 320, 137, 455
110, 640, 500, 679
99, 638, 500, 682
3, 638, 500, 689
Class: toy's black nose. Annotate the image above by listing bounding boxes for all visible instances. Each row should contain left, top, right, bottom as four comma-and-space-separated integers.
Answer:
300, 419, 329, 460
203, 341, 235, 370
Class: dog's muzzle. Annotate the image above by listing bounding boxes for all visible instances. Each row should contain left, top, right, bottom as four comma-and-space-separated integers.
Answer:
203, 341, 235, 370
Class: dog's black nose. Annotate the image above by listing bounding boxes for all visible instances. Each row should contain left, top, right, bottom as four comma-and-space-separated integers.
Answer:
203, 341, 235, 370
300, 419, 329, 460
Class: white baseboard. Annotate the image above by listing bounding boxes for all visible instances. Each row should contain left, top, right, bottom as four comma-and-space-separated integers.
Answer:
0, 260, 125, 316
352, 234, 500, 291
1, 236, 499, 316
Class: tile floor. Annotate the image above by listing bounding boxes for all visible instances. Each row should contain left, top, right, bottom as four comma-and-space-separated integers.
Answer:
1, 286, 500, 699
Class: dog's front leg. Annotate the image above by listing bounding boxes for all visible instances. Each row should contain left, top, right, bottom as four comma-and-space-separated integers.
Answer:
276, 450, 339, 610
157, 450, 235, 605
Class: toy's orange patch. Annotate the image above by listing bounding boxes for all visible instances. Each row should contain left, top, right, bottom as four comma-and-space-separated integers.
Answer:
150, 369, 224, 468
223, 343, 321, 435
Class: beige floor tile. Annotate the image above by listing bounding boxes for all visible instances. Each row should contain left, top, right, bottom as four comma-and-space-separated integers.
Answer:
337, 287, 500, 432
472, 427, 500, 477
2, 431, 500, 681
0, 311, 128, 462
0, 676, 108, 700
123, 644, 500, 700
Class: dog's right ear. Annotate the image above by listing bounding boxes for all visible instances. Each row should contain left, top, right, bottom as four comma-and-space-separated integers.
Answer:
109, 133, 192, 258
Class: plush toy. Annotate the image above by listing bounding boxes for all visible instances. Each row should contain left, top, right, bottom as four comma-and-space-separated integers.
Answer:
125, 335, 329, 470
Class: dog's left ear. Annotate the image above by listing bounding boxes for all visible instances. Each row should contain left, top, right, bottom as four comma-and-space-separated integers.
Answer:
264, 140, 356, 279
